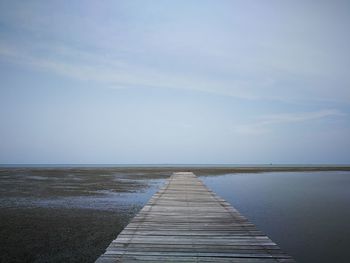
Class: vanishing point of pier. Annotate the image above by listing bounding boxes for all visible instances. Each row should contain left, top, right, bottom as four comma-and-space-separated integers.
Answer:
96, 172, 295, 262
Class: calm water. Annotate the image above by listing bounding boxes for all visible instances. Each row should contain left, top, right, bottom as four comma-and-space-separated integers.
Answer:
201, 171, 350, 263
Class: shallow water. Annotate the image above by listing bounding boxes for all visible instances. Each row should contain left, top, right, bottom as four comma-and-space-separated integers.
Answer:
201, 171, 350, 263
0, 168, 168, 211
0, 178, 164, 211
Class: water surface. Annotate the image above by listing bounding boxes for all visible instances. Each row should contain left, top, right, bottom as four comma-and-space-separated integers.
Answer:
201, 171, 350, 263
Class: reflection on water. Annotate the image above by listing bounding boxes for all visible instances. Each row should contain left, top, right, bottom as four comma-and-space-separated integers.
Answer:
201, 171, 350, 263
37, 179, 164, 210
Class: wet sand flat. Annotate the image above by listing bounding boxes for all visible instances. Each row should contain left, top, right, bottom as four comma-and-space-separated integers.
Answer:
0, 208, 132, 263
0, 168, 170, 263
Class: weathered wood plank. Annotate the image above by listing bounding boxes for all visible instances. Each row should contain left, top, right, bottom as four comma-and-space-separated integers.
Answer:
96, 172, 295, 262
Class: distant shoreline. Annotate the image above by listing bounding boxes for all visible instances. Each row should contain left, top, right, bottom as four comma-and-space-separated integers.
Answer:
1, 165, 350, 175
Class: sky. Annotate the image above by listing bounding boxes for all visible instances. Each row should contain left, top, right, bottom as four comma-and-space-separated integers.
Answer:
0, 0, 349, 164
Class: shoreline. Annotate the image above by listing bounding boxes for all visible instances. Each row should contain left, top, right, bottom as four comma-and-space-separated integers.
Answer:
2, 165, 349, 175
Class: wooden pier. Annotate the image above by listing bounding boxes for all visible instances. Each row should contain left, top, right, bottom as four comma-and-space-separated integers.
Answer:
96, 172, 295, 262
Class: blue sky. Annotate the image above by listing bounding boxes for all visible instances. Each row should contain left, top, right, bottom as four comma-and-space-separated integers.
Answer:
0, 0, 349, 164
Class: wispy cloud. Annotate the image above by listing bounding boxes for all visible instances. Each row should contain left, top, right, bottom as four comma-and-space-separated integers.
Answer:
1, 0, 350, 103
0, 42, 263, 100
235, 109, 345, 135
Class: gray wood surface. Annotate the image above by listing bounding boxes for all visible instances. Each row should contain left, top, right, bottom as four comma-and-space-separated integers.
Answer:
96, 172, 295, 262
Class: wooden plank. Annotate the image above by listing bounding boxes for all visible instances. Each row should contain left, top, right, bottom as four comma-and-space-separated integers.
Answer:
96, 172, 295, 262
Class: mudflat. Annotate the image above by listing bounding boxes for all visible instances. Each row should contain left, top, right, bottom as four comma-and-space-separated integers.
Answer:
0, 207, 131, 263
0, 168, 169, 263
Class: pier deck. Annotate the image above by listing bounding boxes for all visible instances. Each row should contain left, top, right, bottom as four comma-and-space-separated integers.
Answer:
96, 172, 295, 262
